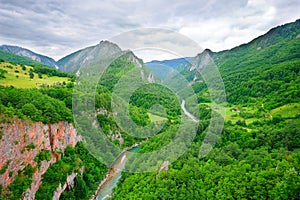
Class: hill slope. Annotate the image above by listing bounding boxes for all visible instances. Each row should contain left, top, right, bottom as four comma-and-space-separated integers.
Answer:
108, 19, 300, 200
0, 45, 58, 68
182, 19, 300, 108
0, 61, 71, 88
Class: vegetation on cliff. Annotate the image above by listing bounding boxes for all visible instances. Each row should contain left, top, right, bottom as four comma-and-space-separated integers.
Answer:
36, 142, 108, 200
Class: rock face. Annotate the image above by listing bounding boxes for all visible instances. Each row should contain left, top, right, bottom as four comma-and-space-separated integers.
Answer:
52, 170, 80, 200
57, 40, 122, 72
147, 73, 155, 83
0, 119, 81, 199
156, 161, 169, 179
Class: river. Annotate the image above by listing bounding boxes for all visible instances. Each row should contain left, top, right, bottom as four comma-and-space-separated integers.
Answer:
94, 100, 198, 199
94, 146, 139, 200
181, 100, 199, 122
95, 153, 126, 200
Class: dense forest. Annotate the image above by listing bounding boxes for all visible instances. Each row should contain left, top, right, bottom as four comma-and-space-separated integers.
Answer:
36, 142, 107, 200
0, 58, 108, 200
0, 19, 299, 200
0, 86, 73, 124
109, 20, 300, 199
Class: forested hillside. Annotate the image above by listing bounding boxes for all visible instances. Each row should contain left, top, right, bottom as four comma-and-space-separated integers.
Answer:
0, 54, 107, 199
109, 19, 300, 200
0, 19, 299, 200
0, 45, 58, 68
0, 50, 55, 69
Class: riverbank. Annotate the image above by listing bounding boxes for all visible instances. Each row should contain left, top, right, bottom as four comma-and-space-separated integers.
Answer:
91, 99, 197, 199
90, 143, 140, 200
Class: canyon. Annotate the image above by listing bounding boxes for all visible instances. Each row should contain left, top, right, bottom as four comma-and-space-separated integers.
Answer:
0, 119, 81, 199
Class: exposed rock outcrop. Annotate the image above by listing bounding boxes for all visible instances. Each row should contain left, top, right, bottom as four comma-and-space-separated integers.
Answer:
52, 170, 80, 200
0, 119, 81, 199
156, 161, 169, 179
147, 73, 155, 83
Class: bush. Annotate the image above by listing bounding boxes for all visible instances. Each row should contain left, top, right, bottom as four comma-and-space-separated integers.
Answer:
0, 161, 9, 174
26, 143, 35, 150
6, 165, 35, 200
0, 69, 7, 79
29, 72, 34, 79
9, 170, 14, 177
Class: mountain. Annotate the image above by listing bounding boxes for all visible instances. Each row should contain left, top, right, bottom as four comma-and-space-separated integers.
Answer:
145, 57, 192, 81
57, 40, 122, 72
108, 19, 300, 200
179, 19, 300, 107
146, 57, 192, 71
0, 45, 58, 69
0, 19, 299, 200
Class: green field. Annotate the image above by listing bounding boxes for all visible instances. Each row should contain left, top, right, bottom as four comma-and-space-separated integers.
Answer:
0, 62, 70, 88
200, 102, 244, 122
271, 103, 300, 118
148, 112, 168, 122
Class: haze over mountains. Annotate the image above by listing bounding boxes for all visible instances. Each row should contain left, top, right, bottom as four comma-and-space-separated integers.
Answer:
0, 19, 299, 74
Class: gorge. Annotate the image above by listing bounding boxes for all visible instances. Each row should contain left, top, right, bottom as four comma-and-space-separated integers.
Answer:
0, 119, 80, 199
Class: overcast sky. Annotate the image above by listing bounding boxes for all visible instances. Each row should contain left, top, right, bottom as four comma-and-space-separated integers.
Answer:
0, 0, 299, 62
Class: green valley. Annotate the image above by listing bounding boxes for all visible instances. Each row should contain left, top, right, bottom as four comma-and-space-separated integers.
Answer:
108, 19, 300, 200
0, 19, 299, 200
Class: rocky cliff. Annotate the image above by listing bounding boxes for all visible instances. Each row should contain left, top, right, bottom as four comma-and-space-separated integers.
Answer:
0, 119, 81, 199
52, 170, 79, 200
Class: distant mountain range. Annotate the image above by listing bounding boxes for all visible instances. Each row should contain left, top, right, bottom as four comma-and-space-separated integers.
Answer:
187, 18, 300, 73
0, 19, 299, 74
0, 45, 59, 68
146, 57, 192, 71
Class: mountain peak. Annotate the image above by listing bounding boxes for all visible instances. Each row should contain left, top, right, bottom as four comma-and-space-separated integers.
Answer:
97, 40, 121, 49
195, 48, 214, 58
96, 40, 122, 54
57, 40, 122, 72
203, 48, 213, 53
99, 40, 116, 45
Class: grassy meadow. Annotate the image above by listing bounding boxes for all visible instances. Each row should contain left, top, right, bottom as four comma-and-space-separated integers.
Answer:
0, 62, 70, 88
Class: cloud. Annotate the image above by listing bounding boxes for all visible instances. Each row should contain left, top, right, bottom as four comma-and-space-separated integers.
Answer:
0, 0, 299, 61
179, 0, 281, 52
110, 28, 203, 62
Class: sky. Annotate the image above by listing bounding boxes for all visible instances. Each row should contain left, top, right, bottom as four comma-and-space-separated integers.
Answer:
0, 0, 299, 62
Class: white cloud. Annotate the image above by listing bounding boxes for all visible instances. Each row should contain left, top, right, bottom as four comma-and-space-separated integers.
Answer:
0, 0, 299, 61
178, 0, 281, 52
